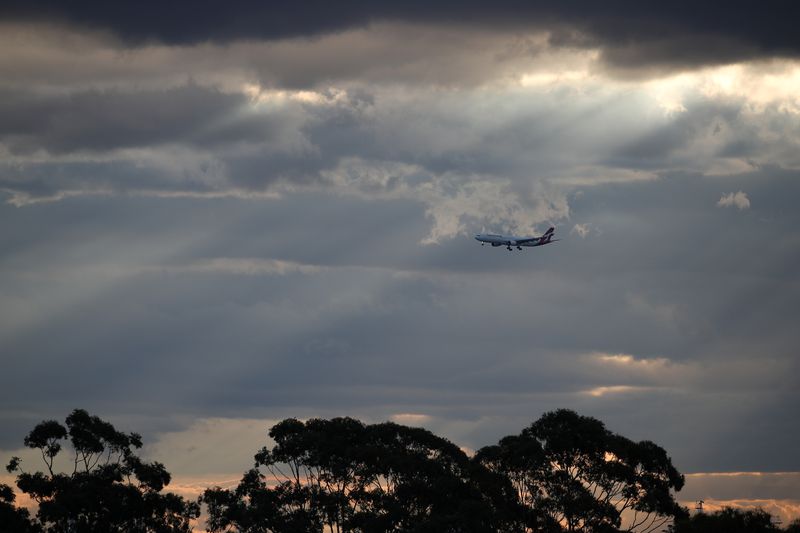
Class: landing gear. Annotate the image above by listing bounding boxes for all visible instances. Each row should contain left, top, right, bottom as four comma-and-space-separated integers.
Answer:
517, 246, 522, 251
507, 246, 513, 251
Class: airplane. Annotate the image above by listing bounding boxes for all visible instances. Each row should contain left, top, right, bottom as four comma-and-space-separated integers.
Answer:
475, 227, 559, 251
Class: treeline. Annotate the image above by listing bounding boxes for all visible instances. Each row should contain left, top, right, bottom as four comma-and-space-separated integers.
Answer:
0, 409, 795, 532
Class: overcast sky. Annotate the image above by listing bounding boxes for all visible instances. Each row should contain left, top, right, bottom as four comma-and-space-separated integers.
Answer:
1, 1, 799, 523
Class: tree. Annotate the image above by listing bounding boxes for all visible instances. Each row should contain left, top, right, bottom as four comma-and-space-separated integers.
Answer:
476, 409, 686, 532
6, 408, 200, 533
0, 483, 39, 533
674, 506, 781, 533
204, 417, 520, 532
785, 518, 800, 533
473, 433, 561, 532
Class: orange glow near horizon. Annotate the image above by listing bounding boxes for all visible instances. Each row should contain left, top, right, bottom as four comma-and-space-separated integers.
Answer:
5, 470, 800, 529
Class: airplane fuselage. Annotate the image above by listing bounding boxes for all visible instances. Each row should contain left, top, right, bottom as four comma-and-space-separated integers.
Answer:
474, 228, 557, 250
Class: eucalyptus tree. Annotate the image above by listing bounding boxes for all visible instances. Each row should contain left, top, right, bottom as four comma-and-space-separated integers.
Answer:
475, 409, 686, 533
673, 507, 781, 533
204, 417, 519, 533
6, 409, 199, 533
784, 518, 800, 533
0, 483, 39, 533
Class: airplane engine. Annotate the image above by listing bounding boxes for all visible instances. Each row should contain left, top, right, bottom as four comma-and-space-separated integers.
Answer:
491, 242, 502, 247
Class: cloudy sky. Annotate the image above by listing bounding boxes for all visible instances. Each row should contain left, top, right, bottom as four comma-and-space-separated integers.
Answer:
1, 1, 799, 523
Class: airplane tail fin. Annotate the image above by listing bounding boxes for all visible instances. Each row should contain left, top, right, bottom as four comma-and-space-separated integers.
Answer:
543, 227, 555, 242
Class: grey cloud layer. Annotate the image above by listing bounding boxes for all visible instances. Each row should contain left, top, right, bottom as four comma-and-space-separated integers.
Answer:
1, 8, 799, 493
2, 169, 799, 472
4, 74, 797, 230
0, 22, 582, 91
3, 1, 800, 73
0, 85, 277, 154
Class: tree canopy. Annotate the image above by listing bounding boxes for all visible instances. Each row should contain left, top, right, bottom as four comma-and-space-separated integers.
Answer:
6, 408, 200, 533
203, 417, 519, 532
0, 482, 38, 533
204, 410, 687, 532
7, 408, 795, 532
673, 506, 783, 533
475, 409, 687, 532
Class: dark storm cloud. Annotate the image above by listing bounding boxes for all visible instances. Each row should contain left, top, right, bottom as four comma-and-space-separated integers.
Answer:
0, 85, 376, 200
3, 1, 800, 71
0, 84, 288, 154
0, 159, 223, 200
0, 155, 319, 206
2, 79, 797, 240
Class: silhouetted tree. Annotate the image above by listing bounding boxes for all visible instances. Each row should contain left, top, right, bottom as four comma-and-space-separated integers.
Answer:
473, 432, 561, 532
6, 409, 200, 533
785, 518, 800, 533
204, 417, 520, 532
0, 483, 39, 532
673, 506, 780, 533
476, 409, 686, 532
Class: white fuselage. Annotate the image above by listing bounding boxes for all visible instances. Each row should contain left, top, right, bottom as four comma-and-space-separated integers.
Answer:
474, 234, 541, 246
474, 229, 556, 250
